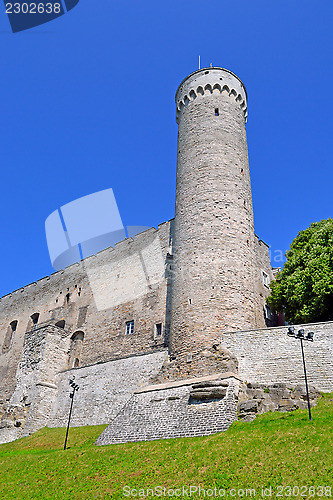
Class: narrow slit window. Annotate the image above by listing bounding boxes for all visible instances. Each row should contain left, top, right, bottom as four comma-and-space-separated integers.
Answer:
69, 331, 84, 369
264, 305, 272, 320
125, 320, 134, 335
2, 320, 18, 353
155, 323, 162, 337
215, 108, 219, 116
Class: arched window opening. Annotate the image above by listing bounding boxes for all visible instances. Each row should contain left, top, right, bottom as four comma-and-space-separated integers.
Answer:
2, 320, 18, 353
65, 293, 70, 304
68, 331, 84, 369
26, 313, 40, 331
31, 313, 39, 326
10, 320, 18, 332
55, 320, 65, 329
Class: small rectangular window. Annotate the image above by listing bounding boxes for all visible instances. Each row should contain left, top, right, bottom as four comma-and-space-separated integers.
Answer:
125, 320, 134, 335
155, 323, 162, 337
215, 108, 219, 116
265, 305, 272, 320
263, 272, 269, 287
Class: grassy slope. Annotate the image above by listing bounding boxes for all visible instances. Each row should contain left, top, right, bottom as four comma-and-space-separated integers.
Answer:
0, 394, 332, 499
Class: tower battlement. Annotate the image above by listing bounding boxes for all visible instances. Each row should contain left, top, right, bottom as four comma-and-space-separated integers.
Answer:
175, 67, 248, 123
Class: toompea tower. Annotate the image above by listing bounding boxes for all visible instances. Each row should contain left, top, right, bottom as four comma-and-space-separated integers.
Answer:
168, 67, 257, 379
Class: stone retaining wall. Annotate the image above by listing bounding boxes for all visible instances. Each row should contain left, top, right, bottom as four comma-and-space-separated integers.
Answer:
96, 374, 240, 445
222, 321, 333, 392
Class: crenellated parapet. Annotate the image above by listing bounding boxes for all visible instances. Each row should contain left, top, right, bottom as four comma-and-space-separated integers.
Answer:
175, 67, 248, 123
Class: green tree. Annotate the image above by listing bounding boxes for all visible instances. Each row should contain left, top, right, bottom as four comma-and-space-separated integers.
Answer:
267, 218, 333, 324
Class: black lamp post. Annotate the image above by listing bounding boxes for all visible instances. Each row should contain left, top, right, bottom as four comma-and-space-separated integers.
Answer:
287, 326, 314, 421
64, 378, 79, 450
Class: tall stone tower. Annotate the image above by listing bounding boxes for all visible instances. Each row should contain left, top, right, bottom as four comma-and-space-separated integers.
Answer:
169, 67, 257, 377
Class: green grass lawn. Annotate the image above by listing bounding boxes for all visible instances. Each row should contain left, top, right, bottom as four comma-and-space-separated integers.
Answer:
0, 394, 332, 499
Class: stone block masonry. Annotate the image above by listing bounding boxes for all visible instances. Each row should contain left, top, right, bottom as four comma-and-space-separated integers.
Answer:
49, 350, 168, 429
222, 321, 333, 392
0, 350, 168, 444
238, 382, 321, 422
0, 222, 172, 415
96, 374, 241, 445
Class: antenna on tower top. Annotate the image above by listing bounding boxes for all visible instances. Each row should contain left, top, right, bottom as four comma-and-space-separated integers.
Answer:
198, 55, 201, 69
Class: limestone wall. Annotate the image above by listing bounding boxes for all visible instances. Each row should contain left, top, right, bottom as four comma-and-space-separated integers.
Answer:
222, 321, 333, 392
96, 374, 240, 445
0, 222, 172, 408
50, 350, 168, 429
0, 350, 168, 444
0, 324, 71, 443
254, 236, 274, 328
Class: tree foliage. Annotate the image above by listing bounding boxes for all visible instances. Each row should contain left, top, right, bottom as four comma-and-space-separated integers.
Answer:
267, 218, 333, 324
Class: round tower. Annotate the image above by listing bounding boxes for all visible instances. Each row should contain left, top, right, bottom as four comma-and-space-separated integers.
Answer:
169, 67, 257, 376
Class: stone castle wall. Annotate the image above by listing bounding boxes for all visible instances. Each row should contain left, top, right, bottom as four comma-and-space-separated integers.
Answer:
0, 350, 168, 443
222, 321, 333, 392
0, 213, 274, 444
254, 237, 274, 326
0, 222, 173, 423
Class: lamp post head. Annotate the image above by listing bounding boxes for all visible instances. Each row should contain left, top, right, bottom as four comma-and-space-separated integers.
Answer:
287, 326, 295, 336
69, 379, 79, 391
306, 331, 314, 341
297, 329, 305, 339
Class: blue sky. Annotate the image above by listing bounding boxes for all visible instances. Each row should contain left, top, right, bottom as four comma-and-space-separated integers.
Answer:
0, 0, 332, 297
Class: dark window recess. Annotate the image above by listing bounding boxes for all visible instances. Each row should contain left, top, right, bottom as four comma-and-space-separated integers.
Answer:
69, 332, 84, 369
215, 108, 219, 116
2, 320, 18, 353
66, 293, 70, 304
10, 320, 18, 332
31, 313, 39, 326
55, 320, 65, 329
77, 306, 88, 328
155, 323, 162, 337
